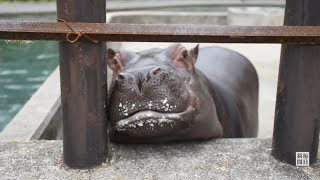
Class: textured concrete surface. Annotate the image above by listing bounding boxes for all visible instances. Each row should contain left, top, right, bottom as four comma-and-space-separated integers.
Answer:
0, 139, 319, 180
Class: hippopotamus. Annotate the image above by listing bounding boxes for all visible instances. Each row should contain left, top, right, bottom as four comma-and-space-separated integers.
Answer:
107, 44, 259, 143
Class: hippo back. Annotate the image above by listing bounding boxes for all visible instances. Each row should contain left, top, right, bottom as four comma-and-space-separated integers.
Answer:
195, 46, 259, 137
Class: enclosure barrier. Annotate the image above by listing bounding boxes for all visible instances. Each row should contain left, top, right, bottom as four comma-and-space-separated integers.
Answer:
56, 0, 107, 168
272, 0, 320, 165
0, 0, 319, 168
1, 22, 320, 43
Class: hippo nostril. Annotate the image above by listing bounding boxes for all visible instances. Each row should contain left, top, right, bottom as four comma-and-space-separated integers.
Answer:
150, 67, 163, 76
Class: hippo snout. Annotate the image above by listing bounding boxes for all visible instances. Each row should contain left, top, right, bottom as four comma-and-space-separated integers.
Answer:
109, 65, 191, 124
114, 67, 168, 94
117, 67, 163, 82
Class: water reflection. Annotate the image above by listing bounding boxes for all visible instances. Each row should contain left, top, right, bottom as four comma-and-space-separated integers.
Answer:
0, 40, 59, 131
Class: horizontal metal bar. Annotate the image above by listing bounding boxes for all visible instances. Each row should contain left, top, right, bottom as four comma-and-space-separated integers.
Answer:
1, 22, 320, 44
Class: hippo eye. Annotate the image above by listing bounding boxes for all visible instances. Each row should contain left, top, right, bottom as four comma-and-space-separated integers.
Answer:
182, 50, 188, 59
117, 73, 125, 81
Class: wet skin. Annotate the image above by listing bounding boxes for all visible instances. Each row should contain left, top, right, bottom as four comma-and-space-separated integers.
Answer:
107, 44, 259, 143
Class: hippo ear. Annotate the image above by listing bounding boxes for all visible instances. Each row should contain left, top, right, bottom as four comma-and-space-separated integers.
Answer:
107, 48, 125, 73
168, 43, 199, 71
189, 44, 199, 64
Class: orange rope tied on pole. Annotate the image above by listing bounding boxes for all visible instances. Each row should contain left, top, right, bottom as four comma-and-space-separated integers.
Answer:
57, 18, 99, 43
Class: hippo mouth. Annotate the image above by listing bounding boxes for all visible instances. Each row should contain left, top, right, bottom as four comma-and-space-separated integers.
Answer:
114, 104, 195, 136
112, 80, 199, 137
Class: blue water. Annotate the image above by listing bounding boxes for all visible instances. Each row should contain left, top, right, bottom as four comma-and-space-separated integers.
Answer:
0, 40, 59, 131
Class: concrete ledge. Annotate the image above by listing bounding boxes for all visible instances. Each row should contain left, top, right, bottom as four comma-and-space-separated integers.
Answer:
227, 7, 284, 26
0, 139, 319, 179
0, 2, 56, 15
107, 11, 227, 25
0, 1, 285, 15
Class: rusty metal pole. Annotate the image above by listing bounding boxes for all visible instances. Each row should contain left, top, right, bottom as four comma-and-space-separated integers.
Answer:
57, 0, 107, 168
272, 0, 320, 165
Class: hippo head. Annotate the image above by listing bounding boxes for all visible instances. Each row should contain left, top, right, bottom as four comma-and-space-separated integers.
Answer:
107, 44, 223, 143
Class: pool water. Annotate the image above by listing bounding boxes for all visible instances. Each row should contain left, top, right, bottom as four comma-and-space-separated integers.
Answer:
0, 40, 59, 131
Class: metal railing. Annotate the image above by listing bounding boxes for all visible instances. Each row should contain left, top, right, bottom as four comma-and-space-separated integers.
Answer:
1, 22, 320, 44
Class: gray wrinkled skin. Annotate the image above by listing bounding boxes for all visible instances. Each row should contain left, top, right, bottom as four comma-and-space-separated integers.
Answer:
107, 44, 259, 143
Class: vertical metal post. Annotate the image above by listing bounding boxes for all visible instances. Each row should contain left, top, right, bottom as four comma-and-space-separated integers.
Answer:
57, 0, 107, 168
272, 0, 320, 165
